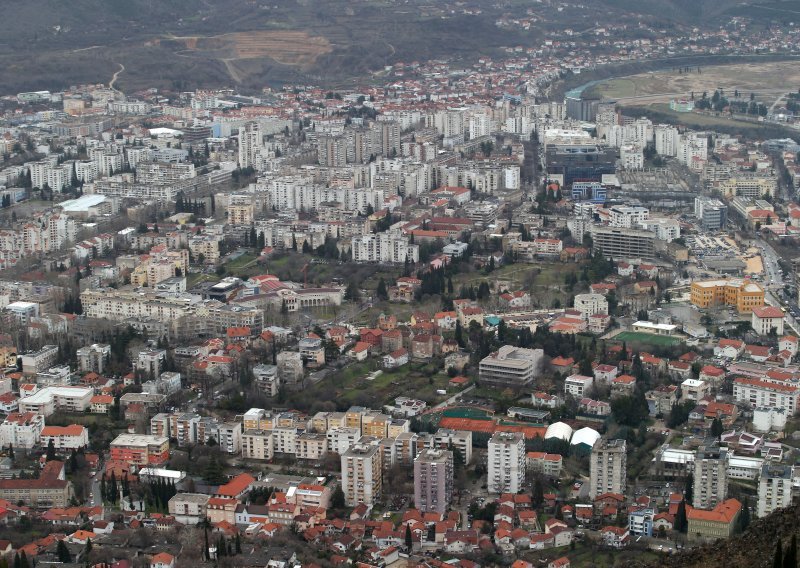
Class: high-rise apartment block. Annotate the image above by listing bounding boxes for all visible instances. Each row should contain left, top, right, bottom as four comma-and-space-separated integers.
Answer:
414, 449, 454, 514
341, 442, 382, 506
693, 445, 729, 510
590, 438, 627, 498
487, 432, 526, 494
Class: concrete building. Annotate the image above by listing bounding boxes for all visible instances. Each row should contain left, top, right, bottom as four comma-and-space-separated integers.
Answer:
414, 448, 454, 514
76, 343, 111, 375
479, 345, 544, 390
0, 412, 45, 450
695, 197, 728, 231
241, 430, 274, 461
590, 439, 627, 499
590, 226, 656, 260
109, 434, 170, 466
573, 293, 609, 319
693, 445, 729, 510
487, 431, 526, 494
757, 463, 794, 518
690, 279, 765, 313
751, 306, 785, 336
168, 493, 211, 525
18, 386, 93, 417
686, 499, 741, 542
341, 442, 382, 506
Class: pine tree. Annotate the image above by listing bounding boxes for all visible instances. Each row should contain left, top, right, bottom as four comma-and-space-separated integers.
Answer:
46, 438, 56, 461
56, 540, 72, 563
684, 473, 693, 505
675, 500, 687, 533
18, 552, 28, 568
405, 524, 413, 550
774, 539, 784, 568
784, 534, 796, 568
331, 485, 345, 509
376, 278, 388, 301
235, 532, 242, 554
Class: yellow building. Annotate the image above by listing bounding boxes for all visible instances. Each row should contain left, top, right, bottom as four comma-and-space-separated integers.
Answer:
687, 498, 741, 542
690, 279, 765, 313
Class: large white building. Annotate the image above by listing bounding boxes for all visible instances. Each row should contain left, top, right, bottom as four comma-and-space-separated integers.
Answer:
751, 306, 785, 336
0, 412, 45, 450
733, 378, 799, 415
590, 438, 627, 498
654, 125, 679, 157
757, 463, 794, 518
341, 442, 382, 506
487, 431, 526, 494
40, 425, 89, 451
350, 232, 419, 264
609, 206, 649, 228
479, 346, 544, 390
573, 293, 609, 320
18, 386, 93, 417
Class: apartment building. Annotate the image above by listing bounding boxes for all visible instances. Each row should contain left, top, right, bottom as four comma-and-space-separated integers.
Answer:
565, 374, 594, 398
350, 232, 420, 264
217, 422, 242, 455
168, 493, 211, 525
0, 412, 45, 450
109, 434, 170, 466
18, 386, 93, 417
751, 306, 785, 336
573, 293, 609, 320
414, 449, 454, 514
479, 345, 544, 390
433, 428, 473, 465
76, 343, 111, 374
40, 425, 89, 451
487, 431, 526, 494
590, 439, 627, 499
341, 443, 383, 506
695, 196, 728, 230
296, 432, 328, 461
693, 445, 729, 510
526, 452, 563, 477
757, 464, 794, 518
609, 205, 649, 228
690, 279, 765, 313
20, 345, 59, 375
733, 378, 799, 415
241, 430, 274, 461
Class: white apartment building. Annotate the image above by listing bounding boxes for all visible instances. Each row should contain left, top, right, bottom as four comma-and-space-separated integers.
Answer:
487, 431, 526, 494
341, 443, 383, 506
757, 464, 794, 518
433, 428, 473, 465
565, 374, 594, 398
18, 386, 93, 417
678, 133, 708, 167
351, 232, 419, 264
655, 125, 679, 157
238, 122, 263, 170
620, 144, 644, 170
609, 205, 649, 228
573, 293, 609, 319
217, 422, 242, 455
733, 378, 799, 415
327, 426, 361, 455
693, 445, 729, 510
751, 306, 785, 336
0, 412, 45, 450
640, 218, 681, 242
40, 425, 89, 451
590, 438, 627, 498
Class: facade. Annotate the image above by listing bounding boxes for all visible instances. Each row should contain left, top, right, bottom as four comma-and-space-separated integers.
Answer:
40, 425, 89, 451
757, 463, 793, 518
18, 386, 93, 417
341, 442, 382, 506
590, 439, 627, 499
693, 445, 729, 510
487, 432, 526, 494
478, 345, 544, 390
751, 306, 785, 336
168, 493, 211, 525
686, 499, 741, 542
414, 448, 454, 514
573, 293, 609, 320
690, 279, 765, 313
351, 232, 419, 264
0, 460, 72, 508
0, 412, 45, 450
590, 226, 656, 260
241, 430, 274, 461
110, 434, 170, 466
733, 378, 799, 415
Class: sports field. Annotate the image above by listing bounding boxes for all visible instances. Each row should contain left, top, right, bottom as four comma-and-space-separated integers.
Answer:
613, 331, 683, 346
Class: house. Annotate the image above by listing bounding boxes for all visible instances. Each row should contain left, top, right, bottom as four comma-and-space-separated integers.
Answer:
779, 335, 798, 357
150, 553, 175, 568
382, 349, 409, 369
579, 398, 611, 416
434, 311, 458, 331
601, 526, 630, 548
715, 339, 745, 359
699, 365, 725, 386
745, 344, 771, 362
610, 375, 636, 397
548, 557, 571, 568
350, 342, 370, 362
668, 360, 692, 380
531, 392, 563, 408
499, 291, 531, 309
550, 356, 574, 375
751, 306, 784, 336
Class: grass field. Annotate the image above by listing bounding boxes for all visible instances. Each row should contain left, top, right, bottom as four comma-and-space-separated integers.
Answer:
613, 331, 683, 346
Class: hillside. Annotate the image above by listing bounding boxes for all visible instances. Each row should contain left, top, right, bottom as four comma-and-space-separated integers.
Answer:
1, 0, 799, 93
623, 502, 800, 568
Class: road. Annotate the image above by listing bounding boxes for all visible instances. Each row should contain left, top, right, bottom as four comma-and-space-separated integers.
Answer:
432, 385, 476, 410
109, 64, 125, 92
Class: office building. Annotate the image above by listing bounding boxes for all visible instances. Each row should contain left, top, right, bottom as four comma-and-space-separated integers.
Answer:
341, 442, 382, 506
110, 434, 170, 466
479, 345, 544, 390
590, 226, 656, 260
414, 449, 454, 514
546, 144, 617, 187
695, 197, 728, 231
690, 279, 765, 313
590, 439, 627, 498
686, 499, 741, 542
487, 431, 526, 494
693, 445, 729, 510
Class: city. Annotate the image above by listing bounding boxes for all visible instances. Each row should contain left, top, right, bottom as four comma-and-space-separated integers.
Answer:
0, 2, 800, 568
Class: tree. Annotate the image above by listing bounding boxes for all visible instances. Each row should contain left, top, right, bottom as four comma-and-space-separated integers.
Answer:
56, 540, 72, 563
235, 532, 242, 554
710, 417, 724, 439
738, 495, 751, 534
684, 473, 693, 505
774, 539, 783, 568
405, 523, 413, 551
532, 477, 544, 507
455, 320, 465, 348
376, 278, 388, 301
84, 538, 92, 560
674, 500, 687, 533
331, 484, 345, 509
344, 281, 361, 302
46, 438, 56, 461
784, 534, 796, 568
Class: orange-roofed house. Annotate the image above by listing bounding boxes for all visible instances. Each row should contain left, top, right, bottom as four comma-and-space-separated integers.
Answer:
151, 552, 175, 568
90, 395, 114, 414
686, 499, 741, 541
548, 558, 571, 568
67, 530, 95, 545
216, 473, 255, 499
